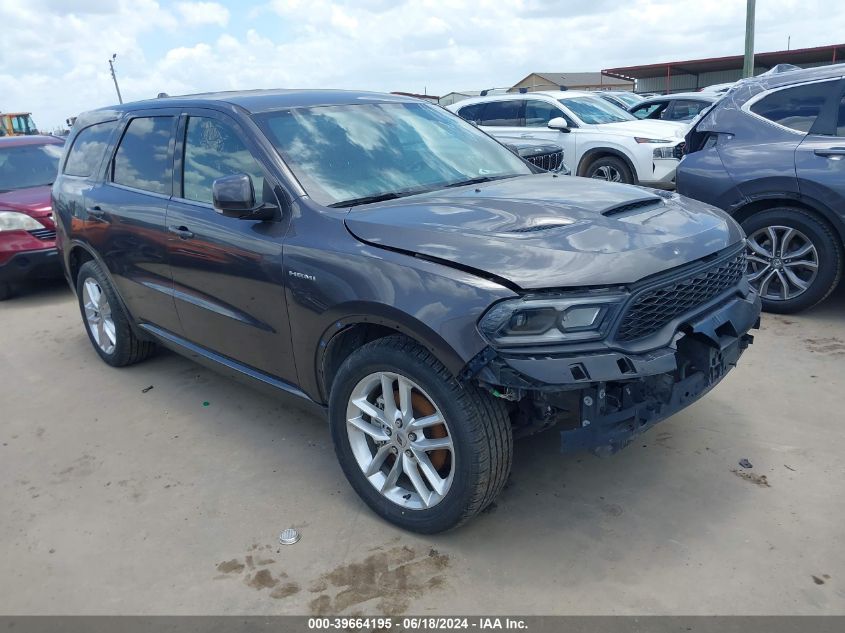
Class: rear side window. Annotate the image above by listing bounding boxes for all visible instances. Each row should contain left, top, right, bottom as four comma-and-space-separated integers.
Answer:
479, 100, 523, 126
456, 103, 483, 122
750, 81, 836, 133
112, 116, 174, 194
182, 116, 266, 204
837, 94, 845, 136
64, 121, 117, 177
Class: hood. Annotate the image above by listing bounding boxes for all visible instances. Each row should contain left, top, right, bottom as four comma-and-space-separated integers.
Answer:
594, 119, 688, 139
344, 174, 742, 290
0, 185, 53, 218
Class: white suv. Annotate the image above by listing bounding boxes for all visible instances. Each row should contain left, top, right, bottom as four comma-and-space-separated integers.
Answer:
448, 91, 687, 188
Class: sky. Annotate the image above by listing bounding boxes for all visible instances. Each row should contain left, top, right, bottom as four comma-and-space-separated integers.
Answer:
0, 0, 842, 131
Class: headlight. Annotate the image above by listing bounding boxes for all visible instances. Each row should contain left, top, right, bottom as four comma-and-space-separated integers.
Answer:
635, 137, 672, 144
478, 294, 625, 346
652, 146, 677, 159
0, 211, 44, 232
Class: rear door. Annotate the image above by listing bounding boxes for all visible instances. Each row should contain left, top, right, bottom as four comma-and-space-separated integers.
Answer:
81, 109, 182, 333
794, 79, 845, 216
476, 99, 525, 139
165, 108, 296, 383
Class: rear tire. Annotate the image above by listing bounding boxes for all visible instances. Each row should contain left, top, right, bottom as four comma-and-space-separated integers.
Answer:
328, 335, 513, 533
0, 282, 12, 301
584, 155, 634, 184
741, 207, 842, 313
75, 260, 156, 366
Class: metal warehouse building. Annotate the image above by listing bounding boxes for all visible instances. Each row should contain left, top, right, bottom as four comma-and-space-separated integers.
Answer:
602, 43, 845, 94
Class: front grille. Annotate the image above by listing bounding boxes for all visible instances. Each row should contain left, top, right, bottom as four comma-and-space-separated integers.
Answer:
673, 142, 686, 159
525, 150, 564, 172
616, 250, 746, 342
28, 228, 56, 241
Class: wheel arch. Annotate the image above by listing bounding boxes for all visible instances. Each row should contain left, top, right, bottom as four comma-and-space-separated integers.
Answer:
730, 194, 845, 245
66, 240, 149, 341
315, 307, 473, 405
576, 147, 638, 181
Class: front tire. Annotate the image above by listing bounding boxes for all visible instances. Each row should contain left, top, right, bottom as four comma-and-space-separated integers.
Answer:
328, 335, 513, 533
75, 260, 156, 366
0, 282, 12, 301
584, 155, 634, 184
742, 208, 843, 313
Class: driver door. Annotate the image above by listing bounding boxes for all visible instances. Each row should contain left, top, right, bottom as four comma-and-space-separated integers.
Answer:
165, 108, 297, 384
521, 98, 577, 165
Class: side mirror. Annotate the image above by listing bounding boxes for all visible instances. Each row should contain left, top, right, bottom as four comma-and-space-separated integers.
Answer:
547, 117, 570, 132
212, 174, 276, 221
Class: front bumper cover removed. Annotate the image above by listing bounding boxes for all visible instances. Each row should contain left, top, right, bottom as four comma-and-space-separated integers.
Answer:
473, 293, 761, 455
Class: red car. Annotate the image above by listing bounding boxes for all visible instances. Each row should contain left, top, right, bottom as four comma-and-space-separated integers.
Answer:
0, 135, 64, 300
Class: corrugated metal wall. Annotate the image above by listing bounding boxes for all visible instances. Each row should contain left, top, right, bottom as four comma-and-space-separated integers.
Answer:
635, 60, 836, 93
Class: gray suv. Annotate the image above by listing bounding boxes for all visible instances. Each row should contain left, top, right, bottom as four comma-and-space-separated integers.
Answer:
678, 64, 845, 313
53, 90, 759, 532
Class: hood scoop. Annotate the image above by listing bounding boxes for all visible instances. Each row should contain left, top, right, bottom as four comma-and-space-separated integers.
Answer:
602, 198, 663, 217
508, 222, 572, 234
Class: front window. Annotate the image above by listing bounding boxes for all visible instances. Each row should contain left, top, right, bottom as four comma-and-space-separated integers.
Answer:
11, 114, 38, 135
0, 143, 63, 192
182, 116, 267, 205
256, 102, 531, 207
560, 96, 636, 124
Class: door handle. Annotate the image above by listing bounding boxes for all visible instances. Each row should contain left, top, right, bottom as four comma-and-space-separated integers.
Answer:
87, 205, 104, 217
168, 225, 194, 240
814, 148, 845, 157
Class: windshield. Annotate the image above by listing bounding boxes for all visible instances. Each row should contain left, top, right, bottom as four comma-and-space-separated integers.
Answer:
0, 143, 62, 192
256, 102, 531, 207
560, 96, 636, 124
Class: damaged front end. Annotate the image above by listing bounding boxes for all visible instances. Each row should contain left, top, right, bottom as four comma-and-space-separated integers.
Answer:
466, 244, 761, 455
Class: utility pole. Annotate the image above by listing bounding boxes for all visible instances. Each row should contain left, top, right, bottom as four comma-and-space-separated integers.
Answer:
108, 53, 123, 104
742, 0, 756, 78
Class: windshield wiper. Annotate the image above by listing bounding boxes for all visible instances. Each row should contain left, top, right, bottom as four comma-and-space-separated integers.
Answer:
329, 192, 404, 208
444, 175, 508, 189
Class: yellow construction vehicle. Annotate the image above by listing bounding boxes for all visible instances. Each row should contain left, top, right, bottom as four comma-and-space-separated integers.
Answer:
0, 112, 39, 136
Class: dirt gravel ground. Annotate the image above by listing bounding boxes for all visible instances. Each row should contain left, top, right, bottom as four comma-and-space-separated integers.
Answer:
1, 280, 844, 615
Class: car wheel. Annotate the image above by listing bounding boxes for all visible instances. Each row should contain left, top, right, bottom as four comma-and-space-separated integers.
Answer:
329, 335, 513, 533
585, 156, 634, 184
742, 207, 843, 313
76, 260, 156, 366
0, 282, 12, 301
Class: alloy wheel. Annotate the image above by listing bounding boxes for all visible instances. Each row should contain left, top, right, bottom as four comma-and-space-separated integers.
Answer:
345, 372, 454, 510
82, 277, 116, 354
590, 165, 623, 182
746, 225, 819, 301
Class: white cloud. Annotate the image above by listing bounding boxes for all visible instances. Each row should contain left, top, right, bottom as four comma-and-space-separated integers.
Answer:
176, 1, 230, 27
0, 0, 841, 131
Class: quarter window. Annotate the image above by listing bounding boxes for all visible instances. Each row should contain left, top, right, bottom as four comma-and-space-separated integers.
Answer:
479, 100, 523, 127
64, 121, 118, 177
750, 82, 836, 133
836, 95, 845, 136
112, 116, 174, 194
182, 117, 266, 205
524, 100, 562, 127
